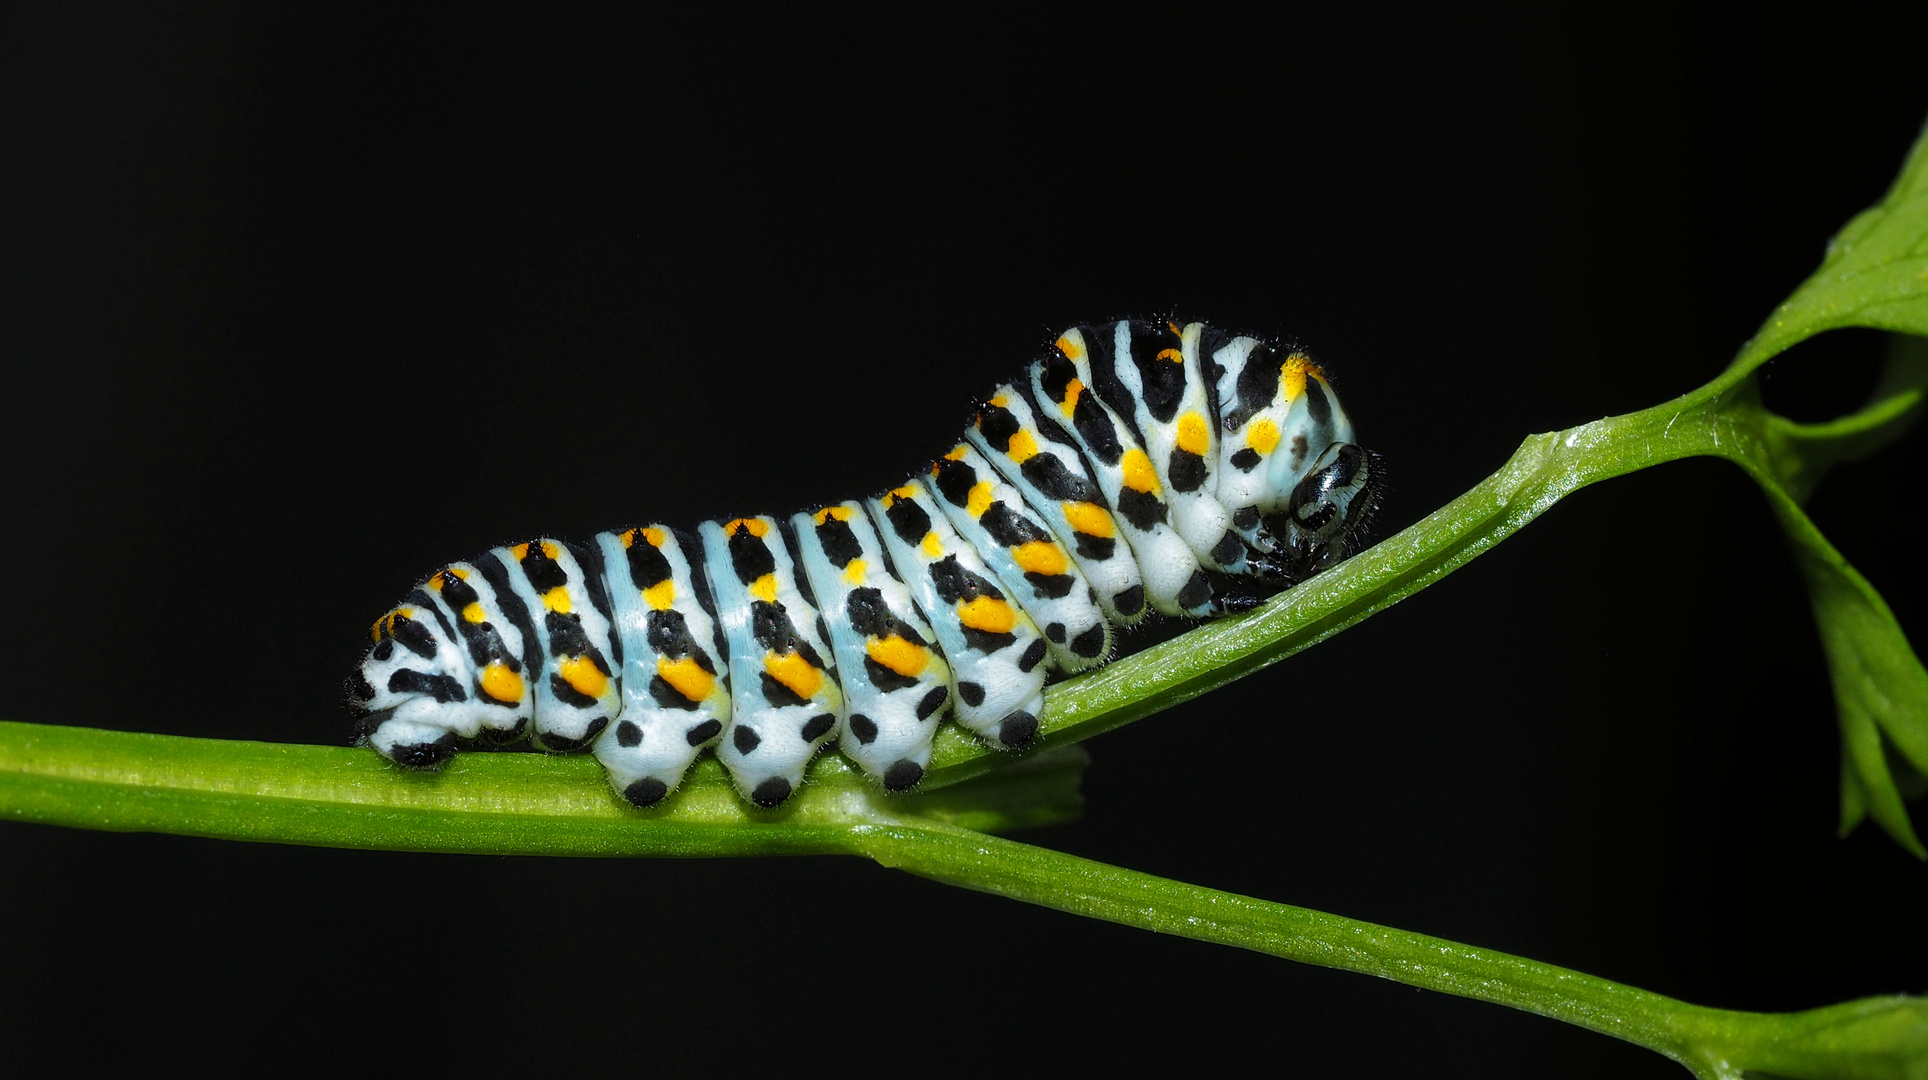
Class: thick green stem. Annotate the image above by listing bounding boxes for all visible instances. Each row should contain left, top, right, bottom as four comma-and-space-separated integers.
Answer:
0, 720, 1086, 853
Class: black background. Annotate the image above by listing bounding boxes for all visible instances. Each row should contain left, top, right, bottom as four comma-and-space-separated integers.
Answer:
3, 5, 1925, 1076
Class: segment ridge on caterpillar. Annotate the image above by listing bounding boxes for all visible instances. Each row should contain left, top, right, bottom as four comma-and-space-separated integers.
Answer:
346, 319, 1384, 808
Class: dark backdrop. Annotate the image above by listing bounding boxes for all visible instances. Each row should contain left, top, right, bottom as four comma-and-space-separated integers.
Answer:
3, 5, 1924, 1076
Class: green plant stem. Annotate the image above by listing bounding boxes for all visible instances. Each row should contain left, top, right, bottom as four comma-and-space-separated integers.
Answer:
0, 720, 1087, 851
856, 815, 1926, 1080
8, 715, 1918, 1079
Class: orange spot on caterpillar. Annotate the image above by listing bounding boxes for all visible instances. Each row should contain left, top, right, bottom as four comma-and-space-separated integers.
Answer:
1280, 354, 1323, 402
480, 662, 523, 704
371, 608, 416, 642
965, 481, 994, 518
1011, 540, 1067, 576
764, 650, 824, 701
1121, 448, 1161, 494
657, 656, 715, 702
1005, 429, 1039, 463
1176, 411, 1210, 456
1059, 378, 1084, 417
557, 655, 608, 700
642, 579, 675, 610
866, 634, 928, 678
1246, 418, 1281, 455
1062, 501, 1114, 538
956, 596, 1016, 634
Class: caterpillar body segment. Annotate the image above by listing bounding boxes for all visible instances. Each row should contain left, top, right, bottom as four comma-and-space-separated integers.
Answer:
1203, 332, 1284, 554
1087, 321, 1265, 581
589, 526, 731, 808
867, 481, 1049, 750
965, 383, 1146, 629
792, 502, 953, 792
486, 539, 621, 753
1208, 334, 1354, 557
345, 319, 1384, 807
1032, 329, 1223, 617
421, 562, 535, 743
927, 440, 1111, 672
700, 516, 844, 808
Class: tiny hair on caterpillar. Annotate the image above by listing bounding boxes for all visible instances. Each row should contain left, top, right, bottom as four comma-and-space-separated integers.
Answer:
345, 319, 1385, 808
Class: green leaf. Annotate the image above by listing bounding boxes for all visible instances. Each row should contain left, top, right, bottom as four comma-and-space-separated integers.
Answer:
1712, 108, 1928, 853
1732, 348, 1928, 856
1730, 119, 1928, 376
1757, 469, 1928, 857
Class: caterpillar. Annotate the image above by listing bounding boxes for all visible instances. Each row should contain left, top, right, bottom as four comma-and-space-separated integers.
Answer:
345, 319, 1383, 808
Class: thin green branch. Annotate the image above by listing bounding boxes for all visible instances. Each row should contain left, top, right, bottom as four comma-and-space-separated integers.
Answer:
855, 817, 1928, 1080
1760, 335, 1928, 503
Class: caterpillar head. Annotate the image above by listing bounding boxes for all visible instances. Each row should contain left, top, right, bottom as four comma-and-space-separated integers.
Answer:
1274, 441, 1383, 577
